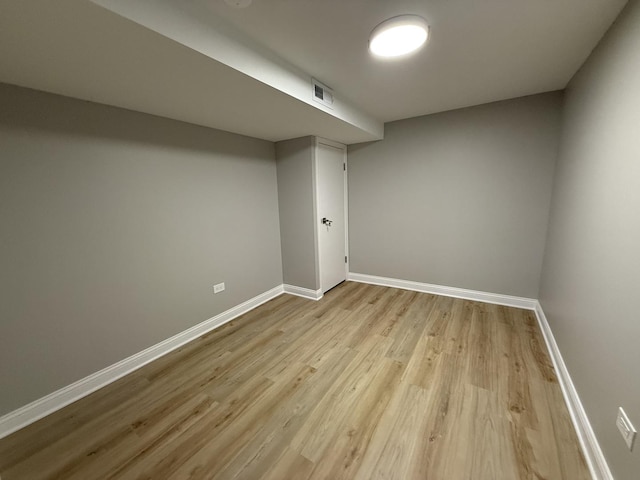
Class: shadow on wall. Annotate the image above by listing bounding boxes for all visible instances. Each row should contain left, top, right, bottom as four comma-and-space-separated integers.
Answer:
0, 82, 274, 161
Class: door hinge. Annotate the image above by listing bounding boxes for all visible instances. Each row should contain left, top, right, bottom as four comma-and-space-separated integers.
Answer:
343, 163, 346, 171
345, 256, 348, 263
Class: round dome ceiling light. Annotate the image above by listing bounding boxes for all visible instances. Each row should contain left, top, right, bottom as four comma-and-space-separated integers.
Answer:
369, 15, 429, 58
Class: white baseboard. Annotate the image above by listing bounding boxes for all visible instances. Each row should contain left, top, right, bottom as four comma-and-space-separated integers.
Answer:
534, 302, 612, 480
348, 273, 608, 478
283, 284, 323, 301
0, 278, 610, 480
0, 285, 284, 440
347, 272, 537, 310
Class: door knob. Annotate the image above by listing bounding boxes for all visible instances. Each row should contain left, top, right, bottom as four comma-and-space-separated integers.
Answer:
322, 217, 333, 226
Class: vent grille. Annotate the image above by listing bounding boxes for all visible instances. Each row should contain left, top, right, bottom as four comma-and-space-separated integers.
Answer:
312, 79, 334, 109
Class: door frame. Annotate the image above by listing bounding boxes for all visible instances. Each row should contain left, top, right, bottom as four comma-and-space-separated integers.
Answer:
313, 136, 349, 293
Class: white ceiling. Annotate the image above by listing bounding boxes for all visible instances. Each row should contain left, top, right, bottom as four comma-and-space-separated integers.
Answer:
202, 0, 628, 122
0, 0, 628, 143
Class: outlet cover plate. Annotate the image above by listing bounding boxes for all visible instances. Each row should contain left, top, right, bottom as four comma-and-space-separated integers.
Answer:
213, 282, 225, 294
616, 407, 636, 451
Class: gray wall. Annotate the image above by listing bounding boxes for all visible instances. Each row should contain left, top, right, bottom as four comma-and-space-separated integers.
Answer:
275, 137, 318, 290
0, 83, 283, 415
539, 1, 640, 477
348, 93, 562, 298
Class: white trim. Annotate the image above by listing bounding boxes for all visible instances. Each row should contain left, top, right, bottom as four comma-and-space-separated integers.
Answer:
314, 137, 348, 293
314, 136, 346, 150
347, 272, 537, 310
311, 138, 321, 291
343, 150, 350, 277
0, 285, 284, 440
0, 278, 610, 480
283, 284, 323, 301
534, 302, 613, 480
347, 273, 608, 478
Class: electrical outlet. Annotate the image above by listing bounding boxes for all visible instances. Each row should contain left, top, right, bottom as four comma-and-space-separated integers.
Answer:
213, 282, 225, 294
616, 407, 636, 451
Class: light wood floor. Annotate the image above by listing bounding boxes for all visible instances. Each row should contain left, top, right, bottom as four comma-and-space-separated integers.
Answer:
0, 282, 590, 479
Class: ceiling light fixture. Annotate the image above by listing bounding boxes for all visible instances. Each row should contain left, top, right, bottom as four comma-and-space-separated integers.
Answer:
369, 15, 429, 58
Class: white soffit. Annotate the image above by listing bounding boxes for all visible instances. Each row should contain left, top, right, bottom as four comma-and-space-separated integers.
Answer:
90, 0, 382, 140
0, 0, 382, 143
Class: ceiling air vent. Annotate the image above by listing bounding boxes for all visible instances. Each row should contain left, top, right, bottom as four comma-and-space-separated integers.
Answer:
312, 78, 334, 109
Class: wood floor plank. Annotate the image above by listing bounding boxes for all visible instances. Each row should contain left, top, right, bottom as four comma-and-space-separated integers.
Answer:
353, 381, 433, 480
308, 357, 405, 480
290, 333, 394, 462
261, 447, 314, 480
0, 372, 152, 472
424, 382, 520, 480
104, 394, 221, 480
0, 283, 590, 480
138, 363, 317, 479
211, 350, 357, 479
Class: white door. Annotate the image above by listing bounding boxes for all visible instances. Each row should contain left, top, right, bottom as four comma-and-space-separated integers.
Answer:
316, 141, 347, 292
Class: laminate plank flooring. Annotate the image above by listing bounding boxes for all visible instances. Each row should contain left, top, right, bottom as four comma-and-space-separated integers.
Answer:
0, 282, 590, 479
